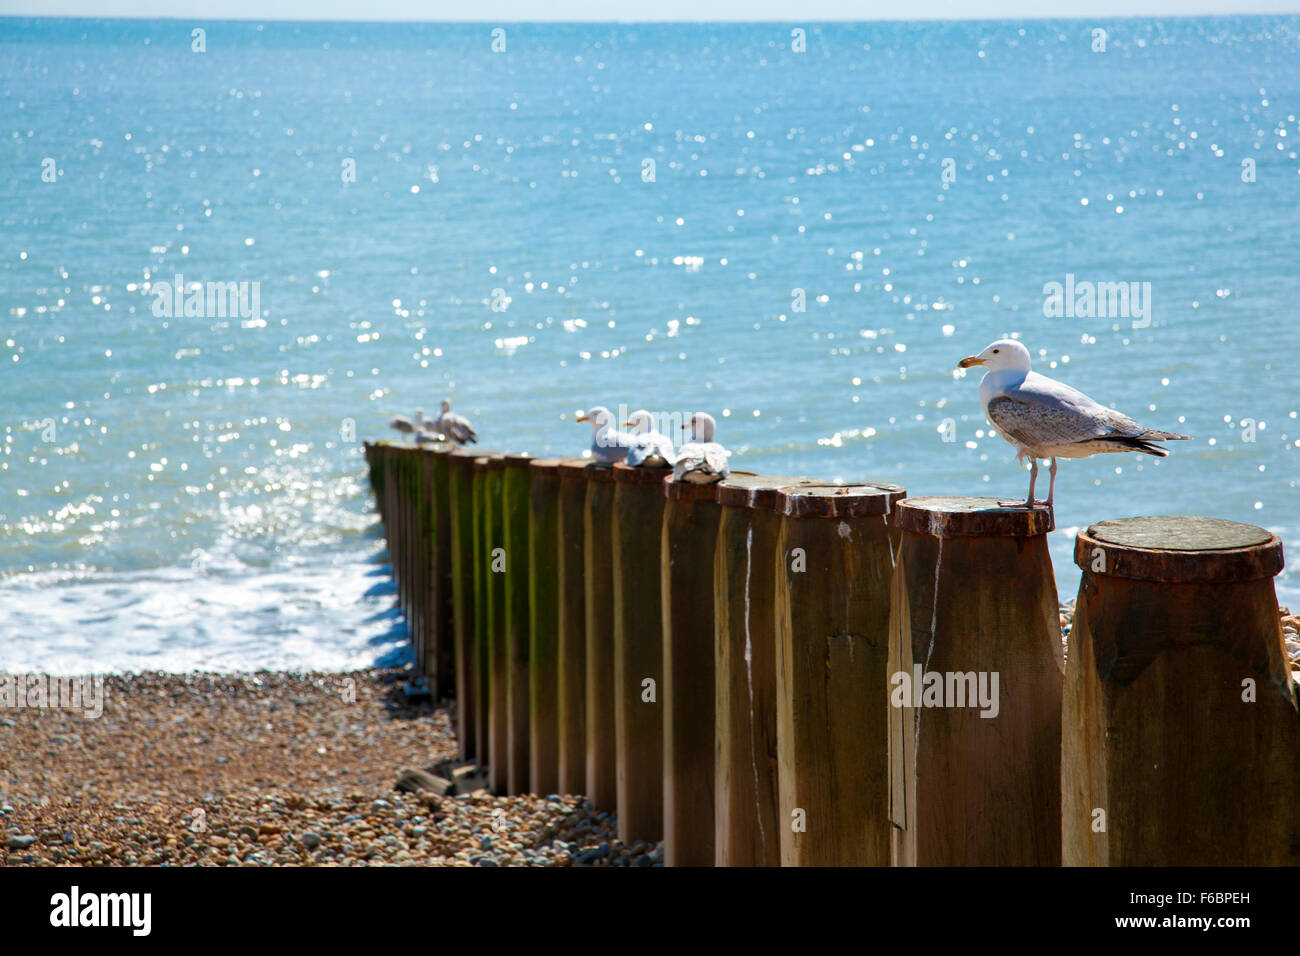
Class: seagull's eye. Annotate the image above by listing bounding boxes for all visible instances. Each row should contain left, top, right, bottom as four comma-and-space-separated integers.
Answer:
992, 349, 999, 354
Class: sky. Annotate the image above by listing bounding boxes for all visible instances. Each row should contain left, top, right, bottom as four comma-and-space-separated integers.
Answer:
2, 0, 1299, 21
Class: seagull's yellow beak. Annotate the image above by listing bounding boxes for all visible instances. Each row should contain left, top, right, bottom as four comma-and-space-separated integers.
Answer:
958, 356, 986, 369
622, 421, 635, 427
576, 415, 589, 423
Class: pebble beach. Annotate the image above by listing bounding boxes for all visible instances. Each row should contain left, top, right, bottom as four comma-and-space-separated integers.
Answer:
0, 668, 646, 867
4, 604, 1296, 867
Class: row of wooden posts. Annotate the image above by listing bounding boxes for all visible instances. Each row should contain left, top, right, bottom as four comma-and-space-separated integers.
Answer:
363, 439, 1298, 866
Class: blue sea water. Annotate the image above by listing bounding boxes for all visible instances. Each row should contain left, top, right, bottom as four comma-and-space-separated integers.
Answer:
1, 16, 1298, 673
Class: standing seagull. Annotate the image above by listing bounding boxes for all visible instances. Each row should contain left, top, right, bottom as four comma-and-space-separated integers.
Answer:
624, 409, 677, 467
576, 405, 634, 465
435, 399, 478, 445
674, 411, 730, 484
958, 339, 1190, 508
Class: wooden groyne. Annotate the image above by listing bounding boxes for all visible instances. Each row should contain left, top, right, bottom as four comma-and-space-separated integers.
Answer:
364, 440, 1296, 866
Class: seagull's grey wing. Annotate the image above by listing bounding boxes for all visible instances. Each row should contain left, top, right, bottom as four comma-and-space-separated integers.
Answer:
674, 441, 727, 481
446, 413, 477, 443
702, 442, 729, 478
629, 431, 676, 467
672, 443, 703, 481
986, 392, 1143, 449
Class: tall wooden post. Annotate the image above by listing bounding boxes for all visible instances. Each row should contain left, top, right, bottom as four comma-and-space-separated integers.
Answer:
527, 459, 563, 795
611, 462, 671, 843
774, 481, 906, 866
583, 464, 619, 810
477, 455, 509, 793
1064, 516, 1297, 865
889, 497, 1061, 867
556, 460, 591, 795
424, 446, 456, 698
714, 474, 811, 867
383, 447, 402, 620
501, 454, 533, 795
662, 478, 723, 866
448, 449, 480, 760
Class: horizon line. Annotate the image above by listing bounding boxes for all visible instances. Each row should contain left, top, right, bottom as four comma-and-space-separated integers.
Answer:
2, 11, 1298, 24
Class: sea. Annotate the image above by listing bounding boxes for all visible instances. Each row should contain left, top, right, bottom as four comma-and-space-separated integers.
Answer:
2, 16, 1297, 673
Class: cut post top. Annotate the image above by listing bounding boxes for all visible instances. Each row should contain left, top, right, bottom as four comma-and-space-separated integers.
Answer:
611, 462, 672, 485
472, 453, 507, 472
1074, 516, 1284, 584
716, 473, 814, 510
502, 453, 534, 469
896, 496, 1053, 538
664, 476, 724, 502
561, 459, 617, 482
532, 457, 588, 475
775, 481, 906, 519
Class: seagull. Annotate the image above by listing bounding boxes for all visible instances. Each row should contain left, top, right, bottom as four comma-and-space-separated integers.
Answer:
389, 414, 417, 435
435, 400, 478, 445
958, 338, 1190, 508
576, 405, 634, 465
624, 409, 677, 467
673, 411, 730, 484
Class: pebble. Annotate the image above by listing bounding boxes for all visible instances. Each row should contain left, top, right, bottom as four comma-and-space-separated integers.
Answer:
300, 832, 322, 850
9, 835, 38, 849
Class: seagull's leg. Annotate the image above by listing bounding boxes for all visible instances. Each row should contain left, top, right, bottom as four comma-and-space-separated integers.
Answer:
1045, 458, 1058, 508
1000, 458, 1038, 508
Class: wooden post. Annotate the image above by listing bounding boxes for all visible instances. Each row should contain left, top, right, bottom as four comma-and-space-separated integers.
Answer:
556, 460, 591, 795
383, 447, 402, 620
774, 481, 906, 867
662, 478, 723, 866
1064, 516, 1296, 865
476, 455, 508, 793
527, 458, 563, 795
611, 462, 671, 843
418, 447, 439, 685
713, 474, 812, 867
364, 443, 386, 524
426, 447, 457, 698
582, 464, 619, 810
502, 454, 533, 795
448, 449, 480, 760
889, 497, 1061, 867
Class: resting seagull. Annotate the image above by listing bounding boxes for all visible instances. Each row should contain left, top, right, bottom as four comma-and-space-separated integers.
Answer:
435, 400, 478, 445
576, 405, 634, 465
674, 411, 730, 484
624, 409, 677, 467
958, 339, 1190, 508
